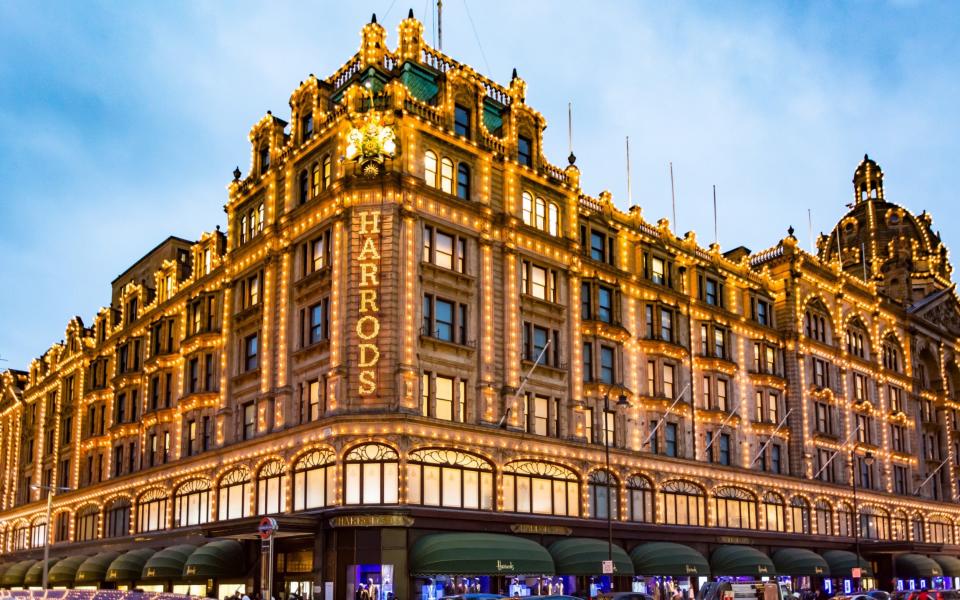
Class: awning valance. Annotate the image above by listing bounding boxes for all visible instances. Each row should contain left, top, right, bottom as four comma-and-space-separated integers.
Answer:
547, 538, 633, 576
710, 545, 776, 577
410, 533, 554, 576
141, 545, 197, 582
931, 555, 960, 578
182, 540, 245, 580
630, 542, 710, 577
1, 560, 36, 588
895, 554, 942, 579
106, 548, 157, 583
47, 555, 89, 586
75, 551, 122, 584
772, 548, 830, 577
24, 559, 60, 587
821, 550, 873, 578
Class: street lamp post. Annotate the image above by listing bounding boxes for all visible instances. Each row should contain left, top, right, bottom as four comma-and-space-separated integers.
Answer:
598, 383, 630, 588
850, 450, 874, 592
31, 484, 72, 589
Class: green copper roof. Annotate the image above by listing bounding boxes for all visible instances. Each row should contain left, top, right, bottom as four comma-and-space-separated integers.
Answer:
401, 62, 439, 103
482, 98, 503, 135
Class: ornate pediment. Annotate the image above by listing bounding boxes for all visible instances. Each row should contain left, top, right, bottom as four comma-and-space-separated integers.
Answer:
910, 286, 960, 336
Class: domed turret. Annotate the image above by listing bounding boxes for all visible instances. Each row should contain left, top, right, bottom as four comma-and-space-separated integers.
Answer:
853, 153, 884, 203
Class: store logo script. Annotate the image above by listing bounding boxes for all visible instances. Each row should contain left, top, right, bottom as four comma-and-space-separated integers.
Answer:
496, 560, 515, 572
357, 210, 382, 395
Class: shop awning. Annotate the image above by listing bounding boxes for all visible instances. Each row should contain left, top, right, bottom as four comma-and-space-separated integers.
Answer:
24, 558, 61, 587
821, 550, 873, 578
630, 542, 710, 577
141, 545, 197, 582
48, 555, 88, 586
772, 548, 830, 577
931, 555, 960, 578
410, 533, 555, 576
711, 546, 776, 577
75, 551, 122, 585
182, 540, 245, 580
106, 548, 157, 582
895, 554, 942, 579
547, 538, 633, 576
0, 565, 9, 586
1, 560, 36, 588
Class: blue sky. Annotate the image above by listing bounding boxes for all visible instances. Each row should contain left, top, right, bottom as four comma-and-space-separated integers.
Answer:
1, 1, 958, 368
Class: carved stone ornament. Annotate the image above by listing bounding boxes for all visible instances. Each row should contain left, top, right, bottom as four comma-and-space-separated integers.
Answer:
345, 110, 399, 178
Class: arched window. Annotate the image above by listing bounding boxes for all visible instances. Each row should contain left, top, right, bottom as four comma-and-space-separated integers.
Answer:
912, 514, 925, 541
12, 522, 29, 550
503, 461, 579, 517
173, 479, 211, 527
845, 318, 868, 359
75, 505, 99, 541
322, 155, 332, 189
407, 448, 494, 510
258, 145, 270, 175
54, 511, 70, 542
789, 497, 811, 534
815, 499, 833, 536
891, 510, 909, 541
804, 301, 830, 343
240, 215, 248, 244
882, 335, 902, 372
257, 203, 265, 233
104, 498, 131, 538
714, 487, 757, 529
344, 444, 399, 505
137, 488, 168, 533
860, 505, 890, 540
837, 502, 853, 537
424, 151, 438, 188
311, 162, 321, 197
659, 480, 706, 526
257, 459, 287, 514
440, 158, 454, 194
293, 449, 336, 511
929, 516, 954, 544
456, 163, 470, 200
298, 169, 309, 204
588, 470, 619, 520
30, 518, 47, 547
627, 475, 653, 523
548, 202, 560, 236
761, 493, 785, 532
535, 197, 546, 230
218, 467, 252, 520
522, 192, 533, 225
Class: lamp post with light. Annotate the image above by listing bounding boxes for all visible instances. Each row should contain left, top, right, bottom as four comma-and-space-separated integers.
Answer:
31, 484, 72, 589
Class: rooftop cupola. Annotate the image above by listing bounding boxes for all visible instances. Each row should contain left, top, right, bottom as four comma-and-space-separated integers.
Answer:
361, 12, 387, 67
397, 8, 424, 62
853, 153, 884, 203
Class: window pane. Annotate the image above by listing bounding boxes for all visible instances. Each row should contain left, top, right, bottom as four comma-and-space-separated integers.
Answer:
362, 463, 381, 503
345, 464, 360, 504
442, 467, 462, 507
423, 465, 440, 506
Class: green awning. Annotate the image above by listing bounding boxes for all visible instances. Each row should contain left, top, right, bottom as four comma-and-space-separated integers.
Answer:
772, 549, 830, 577
895, 554, 942, 579
931, 555, 960, 578
547, 538, 633, 576
24, 558, 61, 587
1, 560, 36, 588
0, 565, 9, 585
75, 551, 122, 584
631, 542, 710, 577
141, 545, 197, 582
822, 550, 873, 578
410, 533, 554, 576
711, 546, 776, 577
182, 540, 245, 580
48, 555, 89, 586
106, 548, 157, 583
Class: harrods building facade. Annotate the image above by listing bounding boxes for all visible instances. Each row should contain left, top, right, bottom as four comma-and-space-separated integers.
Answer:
2, 12, 960, 598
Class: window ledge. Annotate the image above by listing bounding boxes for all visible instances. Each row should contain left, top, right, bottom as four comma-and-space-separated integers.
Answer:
421, 261, 475, 283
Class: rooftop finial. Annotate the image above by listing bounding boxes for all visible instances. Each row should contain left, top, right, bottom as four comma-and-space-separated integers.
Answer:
787, 225, 795, 238
512, 67, 518, 80
408, 8, 414, 18
371, 13, 377, 24
232, 166, 241, 181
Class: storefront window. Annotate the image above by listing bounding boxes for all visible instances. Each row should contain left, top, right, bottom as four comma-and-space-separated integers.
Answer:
815, 499, 833, 535
762, 492, 785, 532
837, 502, 853, 537
137, 488, 169, 532
75, 505, 99, 541
407, 448, 494, 510
218, 467, 252, 520
659, 480, 705, 526
627, 475, 653, 522
891, 510, 909, 540
713, 487, 757, 529
929, 516, 954, 544
344, 444, 399, 505
911, 514, 925, 541
503, 460, 580, 516
258, 459, 288, 514
861, 505, 891, 540
788, 496, 811, 534
30, 518, 47, 548
588, 470, 619, 520
293, 449, 336, 510
105, 498, 131, 538
174, 479, 211, 527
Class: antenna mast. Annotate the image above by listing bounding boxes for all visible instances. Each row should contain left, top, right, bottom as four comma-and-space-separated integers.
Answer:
626, 136, 632, 205
712, 185, 718, 245
670, 162, 677, 232
437, 0, 443, 51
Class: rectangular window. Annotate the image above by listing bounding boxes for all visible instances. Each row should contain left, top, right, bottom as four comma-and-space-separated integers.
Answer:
202, 416, 211, 451
309, 300, 329, 344
812, 357, 828, 387
599, 346, 615, 384
584, 407, 594, 443
590, 231, 606, 263
597, 286, 613, 323
244, 333, 259, 371
242, 402, 256, 440
422, 294, 467, 344
894, 465, 908, 495
768, 392, 779, 423
454, 104, 470, 138
770, 444, 782, 474
660, 308, 673, 342
663, 364, 675, 398
188, 357, 199, 393
651, 256, 666, 285
583, 343, 593, 382
518, 135, 532, 167
646, 360, 656, 395
186, 420, 196, 457
582, 282, 592, 320
665, 423, 678, 457
717, 379, 728, 411
204, 353, 214, 391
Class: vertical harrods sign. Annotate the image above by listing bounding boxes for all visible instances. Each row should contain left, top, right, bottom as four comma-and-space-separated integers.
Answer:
356, 210, 382, 395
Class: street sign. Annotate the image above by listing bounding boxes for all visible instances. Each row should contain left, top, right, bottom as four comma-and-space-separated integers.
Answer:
602, 560, 614, 574
259, 516, 278, 540
851, 567, 862, 578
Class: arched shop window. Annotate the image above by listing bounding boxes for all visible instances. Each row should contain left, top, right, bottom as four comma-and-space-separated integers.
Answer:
30, 517, 47, 548
502, 461, 579, 517
257, 459, 288, 514
837, 502, 853, 537
911, 514, 925, 541
659, 480, 705, 526
788, 496, 811, 534
588, 470, 619, 520
815, 499, 833, 536
861, 505, 890, 540
218, 467, 252, 520
174, 479, 211, 527
627, 475, 654, 523
344, 443, 399, 505
929, 515, 954, 544
75, 505, 99, 541
54, 511, 70, 542
714, 487, 757, 529
891, 510, 909, 541
12, 522, 29, 550
407, 448, 493, 510
762, 493, 785, 532
136, 488, 168, 533
104, 498, 131, 538
293, 449, 336, 511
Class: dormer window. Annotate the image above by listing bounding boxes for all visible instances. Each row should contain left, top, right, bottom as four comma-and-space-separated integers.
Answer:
518, 135, 532, 167
697, 273, 725, 308
454, 104, 470, 138
300, 113, 314, 140
258, 145, 270, 175
580, 227, 614, 265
